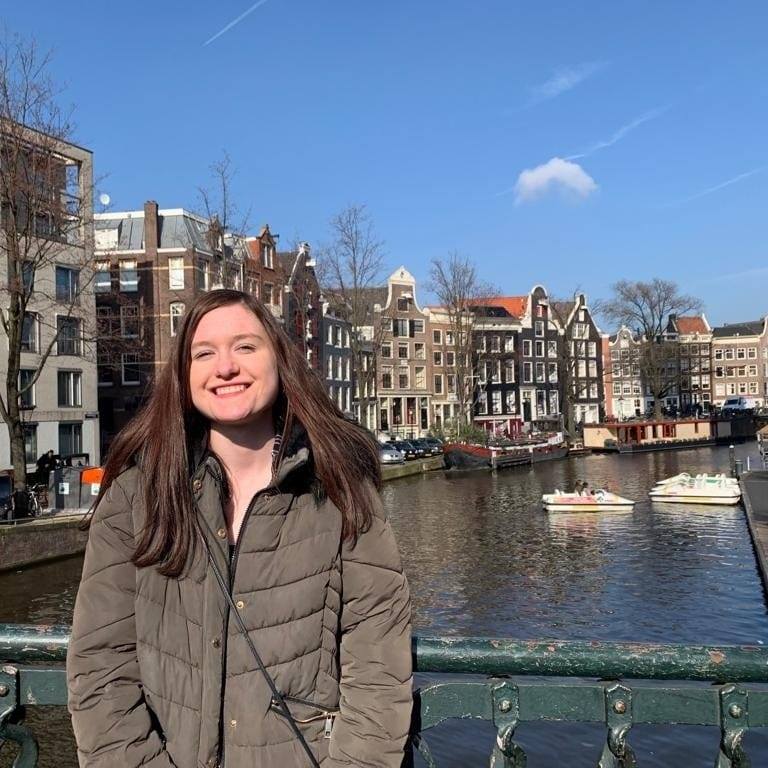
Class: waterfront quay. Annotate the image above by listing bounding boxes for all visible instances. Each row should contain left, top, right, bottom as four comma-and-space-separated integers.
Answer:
2, 443, 768, 766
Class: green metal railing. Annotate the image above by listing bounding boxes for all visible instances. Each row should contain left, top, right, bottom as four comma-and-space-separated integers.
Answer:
2, 625, 768, 767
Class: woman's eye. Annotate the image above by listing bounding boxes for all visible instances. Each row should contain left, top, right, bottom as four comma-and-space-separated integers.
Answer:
192, 350, 213, 360
237, 344, 256, 353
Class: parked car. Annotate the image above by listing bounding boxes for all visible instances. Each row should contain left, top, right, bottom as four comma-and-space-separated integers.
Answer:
413, 438, 442, 456
390, 440, 418, 460
378, 445, 405, 465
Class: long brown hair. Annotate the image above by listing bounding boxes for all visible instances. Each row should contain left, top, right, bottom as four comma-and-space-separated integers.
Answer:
96, 289, 381, 577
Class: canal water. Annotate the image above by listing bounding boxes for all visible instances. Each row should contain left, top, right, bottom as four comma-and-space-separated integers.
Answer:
1, 443, 766, 767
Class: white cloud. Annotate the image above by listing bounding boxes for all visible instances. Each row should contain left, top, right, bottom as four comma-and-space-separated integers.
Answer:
530, 62, 606, 104
514, 157, 598, 204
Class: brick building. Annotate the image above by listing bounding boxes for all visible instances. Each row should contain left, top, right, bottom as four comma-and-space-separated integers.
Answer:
666, 314, 712, 414
711, 318, 768, 407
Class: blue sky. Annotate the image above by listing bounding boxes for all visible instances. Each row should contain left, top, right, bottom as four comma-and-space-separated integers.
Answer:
5, 1, 767, 325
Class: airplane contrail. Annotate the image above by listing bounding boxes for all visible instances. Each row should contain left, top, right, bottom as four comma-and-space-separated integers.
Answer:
203, 0, 271, 47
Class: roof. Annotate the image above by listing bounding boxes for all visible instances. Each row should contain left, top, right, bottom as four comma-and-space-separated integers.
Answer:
95, 210, 213, 252
675, 315, 710, 335
474, 296, 528, 319
712, 319, 766, 339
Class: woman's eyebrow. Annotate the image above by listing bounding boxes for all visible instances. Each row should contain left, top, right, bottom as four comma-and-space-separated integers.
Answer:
190, 332, 262, 350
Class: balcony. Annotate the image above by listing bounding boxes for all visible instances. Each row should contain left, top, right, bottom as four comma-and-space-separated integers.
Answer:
1, 625, 767, 766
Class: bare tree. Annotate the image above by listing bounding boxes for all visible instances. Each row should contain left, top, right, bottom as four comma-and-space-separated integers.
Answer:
318, 205, 386, 432
599, 279, 702, 419
428, 252, 495, 438
196, 151, 250, 288
0, 34, 97, 485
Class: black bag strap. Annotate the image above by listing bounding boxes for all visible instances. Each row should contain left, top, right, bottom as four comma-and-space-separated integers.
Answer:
200, 532, 321, 768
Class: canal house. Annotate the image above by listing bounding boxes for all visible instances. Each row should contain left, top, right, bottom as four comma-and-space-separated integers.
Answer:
605, 326, 648, 420
711, 317, 768, 408
665, 314, 713, 414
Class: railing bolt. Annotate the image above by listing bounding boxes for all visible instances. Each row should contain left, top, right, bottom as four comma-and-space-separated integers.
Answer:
613, 699, 627, 714
498, 698, 512, 713
729, 704, 743, 719
0, 684, 9, 697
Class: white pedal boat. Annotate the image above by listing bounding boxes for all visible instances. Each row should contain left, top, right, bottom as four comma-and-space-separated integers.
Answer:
542, 489, 635, 513
649, 474, 741, 505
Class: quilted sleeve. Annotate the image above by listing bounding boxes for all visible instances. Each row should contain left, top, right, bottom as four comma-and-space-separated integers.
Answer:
327, 490, 413, 767
66, 472, 176, 768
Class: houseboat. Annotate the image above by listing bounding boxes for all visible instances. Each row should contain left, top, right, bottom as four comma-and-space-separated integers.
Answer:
583, 417, 738, 454
444, 433, 567, 471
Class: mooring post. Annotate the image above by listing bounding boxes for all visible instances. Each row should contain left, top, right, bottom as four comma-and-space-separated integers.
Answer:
729, 445, 736, 477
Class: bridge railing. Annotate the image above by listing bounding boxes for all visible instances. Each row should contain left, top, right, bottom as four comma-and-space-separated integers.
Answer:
2, 625, 768, 767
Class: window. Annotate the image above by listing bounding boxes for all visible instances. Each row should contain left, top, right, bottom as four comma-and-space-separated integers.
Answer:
413, 319, 424, 334
381, 317, 392, 332
397, 297, 409, 312
21, 312, 39, 353
613, 383, 622, 395
536, 304, 544, 318
523, 340, 532, 357
381, 367, 393, 389
263, 283, 274, 304
433, 351, 443, 366
505, 335, 515, 352
737, 348, 746, 360
446, 331, 455, 346
21, 260, 35, 292
168, 256, 185, 289
587, 342, 597, 358
19, 369, 35, 409
535, 362, 545, 382
58, 422, 82, 456
748, 365, 758, 377
120, 305, 140, 338
588, 360, 597, 377
415, 366, 426, 389
398, 343, 409, 359
476, 394, 487, 415
170, 302, 185, 336
393, 318, 409, 337
57, 370, 82, 407
55, 266, 80, 303
492, 391, 502, 415
523, 362, 532, 382
119, 260, 138, 292
434, 373, 444, 395
414, 342, 425, 359
94, 261, 111, 293
725, 349, 734, 360
548, 390, 559, 415
535, 320, 544, 337
23, 424, 37, 464
714, 349, 723, 360
446, 351, 455, 367
535, 340, 544, 357
547, 340, 557, 358
589, 382, 598, 399
548, 362, 558, 383
748, 348, 757, 359
398, 369, 409, 389
122, 354, 141, 385
196, 259, 209, 290
57, 316, 82, 355
433, 329, 442, 344
491, 335, 501, 353
262, 244, 273, 269
505, 361, 515, 383
381, 342, 392, 358
447, 374, 456, 394
505, 392, 516, 413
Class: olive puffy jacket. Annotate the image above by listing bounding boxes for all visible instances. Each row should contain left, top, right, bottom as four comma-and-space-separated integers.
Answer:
66, 445, 412, 767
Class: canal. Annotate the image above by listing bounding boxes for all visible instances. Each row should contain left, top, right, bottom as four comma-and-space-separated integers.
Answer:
1, 443, 766, 766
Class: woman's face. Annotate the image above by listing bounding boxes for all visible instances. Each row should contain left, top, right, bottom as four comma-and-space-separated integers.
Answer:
189, 303, 280, 429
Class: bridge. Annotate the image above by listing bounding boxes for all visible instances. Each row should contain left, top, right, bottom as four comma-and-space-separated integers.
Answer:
2, 625, 767, 767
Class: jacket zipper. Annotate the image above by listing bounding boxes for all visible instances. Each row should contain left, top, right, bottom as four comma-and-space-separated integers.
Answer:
206, 457, 278, 766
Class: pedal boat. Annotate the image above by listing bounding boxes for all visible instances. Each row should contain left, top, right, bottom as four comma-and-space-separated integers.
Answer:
649, 474, 741, 505
542, 489, 635, 513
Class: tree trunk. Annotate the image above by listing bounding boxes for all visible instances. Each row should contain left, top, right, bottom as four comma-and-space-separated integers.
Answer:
653, 399, 663, 420
7, 415, 28, 488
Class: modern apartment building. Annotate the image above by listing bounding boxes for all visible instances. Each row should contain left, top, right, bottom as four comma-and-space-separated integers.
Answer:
0, 129, 99, 471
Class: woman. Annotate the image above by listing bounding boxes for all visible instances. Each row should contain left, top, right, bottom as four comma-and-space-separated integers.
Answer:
67, 289, 412, 768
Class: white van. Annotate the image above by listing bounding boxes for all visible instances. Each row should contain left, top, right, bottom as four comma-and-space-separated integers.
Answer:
721, 396, 759, 413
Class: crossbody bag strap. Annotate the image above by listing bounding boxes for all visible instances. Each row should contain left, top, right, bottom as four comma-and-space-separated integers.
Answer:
199, 531, 321, 768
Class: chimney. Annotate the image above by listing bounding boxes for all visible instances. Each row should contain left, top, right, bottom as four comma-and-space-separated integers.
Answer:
144, 200, 159, 254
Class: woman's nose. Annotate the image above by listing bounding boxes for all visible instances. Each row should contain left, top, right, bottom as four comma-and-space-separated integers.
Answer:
216, 353, 239, 377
